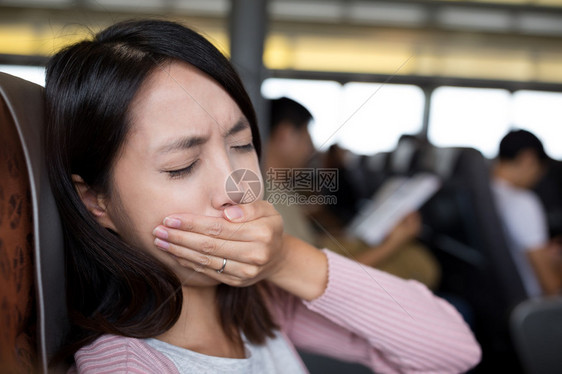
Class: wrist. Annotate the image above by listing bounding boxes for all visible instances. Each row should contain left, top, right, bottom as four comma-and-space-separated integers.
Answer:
268, 234, 328, 301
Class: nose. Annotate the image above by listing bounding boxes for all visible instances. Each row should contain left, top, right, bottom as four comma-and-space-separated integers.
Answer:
206, 142, 263, 215
210, 145, 264, 213
224, 169, 262, 205
207, 157, 237, 213
209, 165, 263, 215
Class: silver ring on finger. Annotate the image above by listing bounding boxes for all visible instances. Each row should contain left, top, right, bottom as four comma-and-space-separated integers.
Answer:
217, 258, 227, 274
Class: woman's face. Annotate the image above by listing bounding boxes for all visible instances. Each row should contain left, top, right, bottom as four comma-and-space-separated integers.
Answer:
101, 61, 261, 286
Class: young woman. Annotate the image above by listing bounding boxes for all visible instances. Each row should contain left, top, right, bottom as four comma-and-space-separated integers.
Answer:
45, 19, 481, 373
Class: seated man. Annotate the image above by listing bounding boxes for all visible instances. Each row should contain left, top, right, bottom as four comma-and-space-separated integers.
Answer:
263, 97, 440, 290
492, 129, 562, 297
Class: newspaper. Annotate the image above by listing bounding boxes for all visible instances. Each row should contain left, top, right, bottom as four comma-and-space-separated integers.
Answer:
347, 173, 441, 245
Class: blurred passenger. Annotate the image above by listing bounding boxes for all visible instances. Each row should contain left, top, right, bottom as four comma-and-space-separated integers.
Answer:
263, 97, 318, 245
492, 129, 562, 297
265, 97, 440, 290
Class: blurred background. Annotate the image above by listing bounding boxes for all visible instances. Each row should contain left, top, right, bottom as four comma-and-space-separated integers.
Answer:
1, 1, 561, 373
1, 0, 562, 159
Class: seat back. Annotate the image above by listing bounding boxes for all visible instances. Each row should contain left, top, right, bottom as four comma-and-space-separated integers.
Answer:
0, 72, 68, 373
534, 159, 562, 237
511, 296, 562, 374
0, 74, 38, 373
361, 144, 528, 311
419, 146, 526, 304
417, 146, 527, 371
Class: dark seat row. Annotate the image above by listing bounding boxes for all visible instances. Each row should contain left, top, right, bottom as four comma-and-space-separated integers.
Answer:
358, 136, 561, 373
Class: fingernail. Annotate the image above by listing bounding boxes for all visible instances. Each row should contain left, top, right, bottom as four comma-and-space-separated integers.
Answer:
154, 238, 170, 250
225, 205, 243, 221
153, 227, 169, 240
164, 217, 181, 228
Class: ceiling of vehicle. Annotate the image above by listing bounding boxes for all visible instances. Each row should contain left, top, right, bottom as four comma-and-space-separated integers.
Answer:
1, 0, 562, 84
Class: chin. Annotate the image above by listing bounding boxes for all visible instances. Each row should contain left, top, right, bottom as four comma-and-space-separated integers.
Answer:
146, 249, 221, 287
176, 267, 222, 287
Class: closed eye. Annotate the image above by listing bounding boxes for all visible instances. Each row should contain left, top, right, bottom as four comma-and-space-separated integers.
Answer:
232, 143, 254, 152
164, 160, 199, 179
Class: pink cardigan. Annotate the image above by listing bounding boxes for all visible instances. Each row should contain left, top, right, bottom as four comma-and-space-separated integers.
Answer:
73, 250, 481, 373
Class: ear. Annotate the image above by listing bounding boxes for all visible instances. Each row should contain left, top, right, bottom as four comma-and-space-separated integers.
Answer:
72, 174, 118, 232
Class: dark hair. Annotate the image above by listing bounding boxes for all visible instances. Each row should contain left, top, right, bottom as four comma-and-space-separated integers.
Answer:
498, 129, 547, 161
45, 19, 275, 361
268, 97, 313, 133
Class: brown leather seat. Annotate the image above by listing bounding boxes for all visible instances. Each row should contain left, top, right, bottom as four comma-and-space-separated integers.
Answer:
0, 72, 67, 373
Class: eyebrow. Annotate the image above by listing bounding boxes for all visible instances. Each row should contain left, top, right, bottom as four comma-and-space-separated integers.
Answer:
156, 118, 251, 155
156, 136, 208, 154
224, 118, 251, 138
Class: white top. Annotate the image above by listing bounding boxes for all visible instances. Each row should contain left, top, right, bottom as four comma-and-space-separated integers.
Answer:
145, 331, 306, 374
145, 330, 307, 374
492, 178, 548, 297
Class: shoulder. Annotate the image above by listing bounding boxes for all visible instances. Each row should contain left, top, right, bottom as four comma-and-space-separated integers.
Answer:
493, 180, 543, 213
493, 181, 547, 248
74, 334, 179, 374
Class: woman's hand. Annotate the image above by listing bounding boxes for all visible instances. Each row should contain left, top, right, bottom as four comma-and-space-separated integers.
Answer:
152, 200, 287, 287
152, 200, 328, 300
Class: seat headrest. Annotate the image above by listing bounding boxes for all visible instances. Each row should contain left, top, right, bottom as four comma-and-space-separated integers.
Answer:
0, 72, 68, 373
